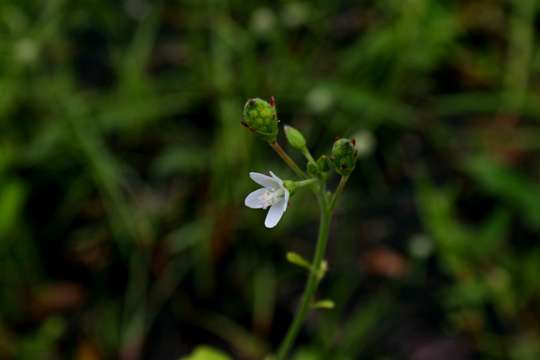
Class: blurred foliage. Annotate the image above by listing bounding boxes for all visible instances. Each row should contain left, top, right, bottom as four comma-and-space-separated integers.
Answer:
180, 346, 232, 360
1, 0, 540, 359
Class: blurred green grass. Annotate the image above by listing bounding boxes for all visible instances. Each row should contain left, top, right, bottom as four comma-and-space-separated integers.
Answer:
1, 0, 540, 359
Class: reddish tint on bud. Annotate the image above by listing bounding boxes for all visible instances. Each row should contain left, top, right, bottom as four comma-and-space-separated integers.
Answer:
331, 138, 358, 176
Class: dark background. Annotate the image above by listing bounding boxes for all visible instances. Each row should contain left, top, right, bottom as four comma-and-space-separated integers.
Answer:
1, 0, 540, 359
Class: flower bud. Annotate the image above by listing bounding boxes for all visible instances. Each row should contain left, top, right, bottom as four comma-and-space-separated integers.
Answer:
316, 155, 330, 173
331, 138, 358, 176
284, 125, 306, 150
242, 98, 279, 143
307, 161, 319, 176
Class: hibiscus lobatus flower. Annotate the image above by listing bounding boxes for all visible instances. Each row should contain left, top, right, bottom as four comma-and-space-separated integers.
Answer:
244, 171, 290, 228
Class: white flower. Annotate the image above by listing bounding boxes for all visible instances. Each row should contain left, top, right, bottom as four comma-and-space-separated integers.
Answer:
245, 171, 290, 228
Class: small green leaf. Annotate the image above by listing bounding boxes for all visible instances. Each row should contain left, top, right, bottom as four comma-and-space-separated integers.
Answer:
312, 299, 335, 309
316, 260, 328, 280
286, 252, 311, 270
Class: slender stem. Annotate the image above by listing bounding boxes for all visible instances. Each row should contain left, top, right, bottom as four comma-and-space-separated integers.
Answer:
295, 178, 318, 188
330, 175, 349, 211
270, 142, 306, 178
301, 148, 316, 164
277, 190, 332, 360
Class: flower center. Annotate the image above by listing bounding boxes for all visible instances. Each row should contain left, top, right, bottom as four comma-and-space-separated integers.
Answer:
259, 188, 285, 209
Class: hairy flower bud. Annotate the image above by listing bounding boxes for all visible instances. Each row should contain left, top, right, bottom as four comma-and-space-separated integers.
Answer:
284, 125, 306, 150
242, 98, 279, 143
331, 138, 358, 176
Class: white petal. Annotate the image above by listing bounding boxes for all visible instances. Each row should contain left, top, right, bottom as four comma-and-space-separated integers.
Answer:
250, 172, 280, 189
265, 200, 286, 228
269, 171, 284, 187
245, 188, 266, 209
282, 189, 290, 212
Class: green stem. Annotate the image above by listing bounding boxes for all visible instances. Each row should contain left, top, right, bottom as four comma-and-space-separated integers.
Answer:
270, 142, 306, 178
301, 147, 316, 164
276, 190, 332, 360
330, 175, 350, 210
295, 178, 318, 188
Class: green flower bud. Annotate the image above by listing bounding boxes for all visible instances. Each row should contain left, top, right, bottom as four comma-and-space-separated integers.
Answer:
331, 138, 358, 176
241, 98, 279, 142
284, 125, 306, 150
307, 161, 319, 176
316, 155, 330, 173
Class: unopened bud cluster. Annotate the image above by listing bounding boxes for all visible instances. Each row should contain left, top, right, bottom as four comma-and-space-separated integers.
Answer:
241, 97, 362, 179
